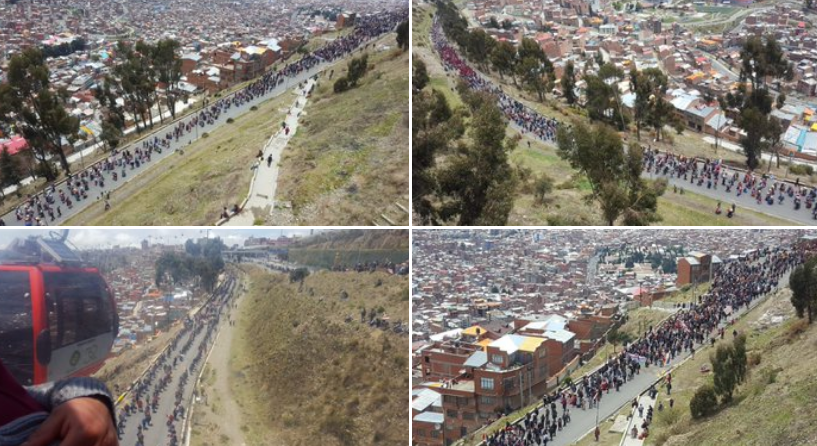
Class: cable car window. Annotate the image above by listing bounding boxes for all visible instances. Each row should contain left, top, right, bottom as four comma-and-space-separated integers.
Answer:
0, 271, 33, 385
43, 272, 112, 350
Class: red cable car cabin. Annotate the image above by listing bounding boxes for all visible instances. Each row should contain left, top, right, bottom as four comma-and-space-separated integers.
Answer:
0, 238, 118, 386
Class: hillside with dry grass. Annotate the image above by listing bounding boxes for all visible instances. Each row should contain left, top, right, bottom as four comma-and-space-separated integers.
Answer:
287, 229, 409, 269
270, 34, 409, 225
230, 267, 409, 446
294, 229, 409, 250
644, 287, 817, 446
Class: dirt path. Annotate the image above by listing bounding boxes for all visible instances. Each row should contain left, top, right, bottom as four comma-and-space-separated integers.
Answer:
191, 276, 248, 446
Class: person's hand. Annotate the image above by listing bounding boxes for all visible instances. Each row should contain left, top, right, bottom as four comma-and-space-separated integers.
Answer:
22, 397, 118, 446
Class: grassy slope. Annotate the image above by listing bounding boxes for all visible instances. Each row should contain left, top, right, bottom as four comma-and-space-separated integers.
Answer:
292, 229, 410, 250
287, 230, 410, 268
272, 37, 409, 225
645, 287, 817, 446
231, 268, 409, 446
65, 92, 292, 225
288, 249, 409, 269
414, 2, 804, 226
508, 133, 603, 225
661, 283, 711, 305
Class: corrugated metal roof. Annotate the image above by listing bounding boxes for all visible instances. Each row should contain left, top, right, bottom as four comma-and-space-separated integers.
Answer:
544, 329, 575, 343
414, 412, 445, 424
411, 388, 442, 411
464, 351, 488, 368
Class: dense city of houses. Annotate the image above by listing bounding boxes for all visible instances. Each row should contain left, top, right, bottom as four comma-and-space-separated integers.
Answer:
411, 229, 808, 445
83, 242, 203, 358
0, 0, 401, 164
459, 0, 817, 160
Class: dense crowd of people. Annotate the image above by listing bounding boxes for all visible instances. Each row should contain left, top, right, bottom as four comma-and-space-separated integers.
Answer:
116, 275, 239, 446
483, 240, 816, 446
644, 149, 817, 220
431, 19, 559, 141
427, 13, 817, 225
332, 259, 409, 275
6, 8, 407, 226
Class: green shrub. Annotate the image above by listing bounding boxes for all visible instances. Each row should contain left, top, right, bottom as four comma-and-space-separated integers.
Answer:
226, 117, 234, 124
334, 76, 350, 93
690, 384, 718, 419
789, 163, 814, 176
657, 406, 681, 427
546, 215, 589, 226
765, 367, 779, 384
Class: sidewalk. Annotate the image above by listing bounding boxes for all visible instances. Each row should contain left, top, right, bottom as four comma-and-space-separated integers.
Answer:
222, 78, 314, 226
620, 393, 655, 446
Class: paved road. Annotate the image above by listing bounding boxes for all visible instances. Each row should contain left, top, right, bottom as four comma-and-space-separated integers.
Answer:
117, 276, 238, 446
429, 23, 814, 226
190, 277, 247, 445
2, 67, 317, 226
2, 34, 386, 226
586, 254, 600, 286
516, 270, 789, 446
544, 337, 680, 446
223, 78, 315, 225
643, 168, 815, 225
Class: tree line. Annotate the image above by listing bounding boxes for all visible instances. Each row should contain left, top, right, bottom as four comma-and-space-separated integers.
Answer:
423, 0, 668, 225
155, 237, 226, 292
413, 60, 519, 225
433, 0, 796, 213
0, 39, 183, 182
41, 38, 87, 59
726, 36, 792, 171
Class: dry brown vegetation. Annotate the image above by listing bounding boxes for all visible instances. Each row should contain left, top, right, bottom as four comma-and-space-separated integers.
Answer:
231, 268, 409, 446
271, 35, 409, 225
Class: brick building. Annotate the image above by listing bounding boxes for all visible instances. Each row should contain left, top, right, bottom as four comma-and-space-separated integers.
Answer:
416, 319, 582, 444
677, 251, 722, 286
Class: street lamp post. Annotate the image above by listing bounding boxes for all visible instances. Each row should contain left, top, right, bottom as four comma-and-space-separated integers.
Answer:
519, 372, 524, 408
595, 388, 601, 427
528, 365, 533, 407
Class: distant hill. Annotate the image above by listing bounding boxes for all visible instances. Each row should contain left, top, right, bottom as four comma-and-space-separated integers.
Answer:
230, 266, 409, 446
294, 229, 409, 250
288, 230, 409, 269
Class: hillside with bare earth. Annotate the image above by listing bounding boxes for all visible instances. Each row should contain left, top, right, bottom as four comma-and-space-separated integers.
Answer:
229, 266, 409, 446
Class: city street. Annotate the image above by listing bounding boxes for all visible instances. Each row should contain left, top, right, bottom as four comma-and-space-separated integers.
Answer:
117, 275, 238, 446
516, 270, 789, 446
643, 167, 814, 225
1, 34, 384, 226
430, 23, 815, 225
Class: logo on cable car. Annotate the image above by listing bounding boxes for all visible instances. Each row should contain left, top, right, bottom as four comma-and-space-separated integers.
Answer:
70, 350, 81, 367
